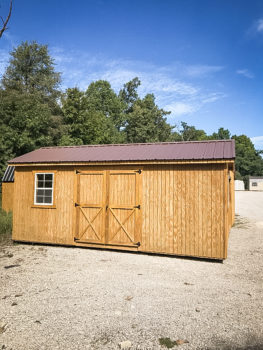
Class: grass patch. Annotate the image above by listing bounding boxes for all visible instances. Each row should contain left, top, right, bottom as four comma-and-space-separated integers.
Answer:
233, 214, 250, 229
0, 192, 13, 244
159, 337, 189, 348
0, 191, 12, 244
0, 209, 12, 236
159, 337, 177, 348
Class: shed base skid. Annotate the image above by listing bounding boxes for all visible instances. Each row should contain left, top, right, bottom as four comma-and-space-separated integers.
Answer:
12, 238, 226, 261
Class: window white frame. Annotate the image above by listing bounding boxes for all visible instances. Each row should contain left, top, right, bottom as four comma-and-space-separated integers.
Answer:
34, 173, 54, 206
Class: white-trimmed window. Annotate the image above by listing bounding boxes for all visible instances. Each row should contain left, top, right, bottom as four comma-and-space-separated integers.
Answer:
34, 173, 54, 205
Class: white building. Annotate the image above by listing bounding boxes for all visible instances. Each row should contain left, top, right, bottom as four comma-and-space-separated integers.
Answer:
249, 176, 263, 191
235, 180, 245, 191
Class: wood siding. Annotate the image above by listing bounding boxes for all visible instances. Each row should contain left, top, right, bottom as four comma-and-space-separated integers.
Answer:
13, 167, 75, 245
2, 182, 14, 212
12, 163, 233, 259
141, 164, 226, 259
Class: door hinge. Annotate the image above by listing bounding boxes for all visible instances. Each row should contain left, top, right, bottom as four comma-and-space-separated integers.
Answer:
134, 205, 141, 209
136, 242, 141, 247
135, 169, 142, 174
75, 202, 80, 207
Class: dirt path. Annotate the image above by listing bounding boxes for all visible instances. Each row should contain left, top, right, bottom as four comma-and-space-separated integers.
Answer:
0, 192, 262, 350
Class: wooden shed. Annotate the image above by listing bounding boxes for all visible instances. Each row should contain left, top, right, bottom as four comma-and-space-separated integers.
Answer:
8, 140, 235, 260
1, 166, 15, 212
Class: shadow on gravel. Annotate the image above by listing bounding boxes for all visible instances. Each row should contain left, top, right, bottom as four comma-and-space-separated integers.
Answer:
203, 345, 263, 350
12, 240, 224, 263
0, 233, 13, 247
202, 335, 263, 350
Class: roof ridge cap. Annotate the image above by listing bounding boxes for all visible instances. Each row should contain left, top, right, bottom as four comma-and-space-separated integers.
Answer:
39, 139, 233, 150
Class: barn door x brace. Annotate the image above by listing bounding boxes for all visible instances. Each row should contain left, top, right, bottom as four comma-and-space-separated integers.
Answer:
74, 169, 141, 248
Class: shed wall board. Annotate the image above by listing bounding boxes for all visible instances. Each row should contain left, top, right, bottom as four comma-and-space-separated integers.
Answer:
1, 182, 14, 212
12, 163, 231, 259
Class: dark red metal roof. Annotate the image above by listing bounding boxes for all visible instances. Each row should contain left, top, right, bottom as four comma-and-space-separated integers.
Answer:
8, 140, 235, 164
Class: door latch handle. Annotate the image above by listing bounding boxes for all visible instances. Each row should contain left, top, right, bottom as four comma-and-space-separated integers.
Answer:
134, 205, 140, 209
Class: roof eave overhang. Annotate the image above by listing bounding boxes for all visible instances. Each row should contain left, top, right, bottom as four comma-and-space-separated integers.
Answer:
9, 159, 235, 167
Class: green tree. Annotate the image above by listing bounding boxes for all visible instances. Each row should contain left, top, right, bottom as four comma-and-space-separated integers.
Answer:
0, 41, 62, 178
119, 77, 141, 112
85, 80, 125, 131
2, 41, 61, 110
125, 94, 172, 143
234, 171, 243, 180
0, 90, 54, 176
232, 135, 263, 179
210, 127, 231, 140
172, 122, 207, 141
61, 87, 123, 145
60, 88, 86, 145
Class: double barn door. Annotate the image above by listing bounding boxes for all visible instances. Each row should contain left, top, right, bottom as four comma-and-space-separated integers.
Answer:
74, 170, 141, 247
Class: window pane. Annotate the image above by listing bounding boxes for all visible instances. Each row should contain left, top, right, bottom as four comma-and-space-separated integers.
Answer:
36, 196, 44, 203
35, 173, 54, 205
44, 196, 52, 204
36, 189, 44, 197
45, 181, 53, 188
44, 189, 52, 197
45, 174, 53, 181
37, 174, 44, 181
37, 181, 44, 188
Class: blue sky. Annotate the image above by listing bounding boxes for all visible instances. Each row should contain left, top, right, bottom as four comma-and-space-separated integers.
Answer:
0, 0, 263, 148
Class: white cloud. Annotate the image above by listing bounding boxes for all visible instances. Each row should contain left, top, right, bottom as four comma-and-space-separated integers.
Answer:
184, 65, 224, 78
256, 19, 263, 33
2, 31, 18, 47
247, 18, 263, 38
98, 69, 198, 97
0, 45, 226, 122
163, 91, 226, 120
251, 136, 263, 149
50, 48, 199, 97
0, 49, 9, 76
164, 102, 196, 116
201, 92, 226, 104
52, 49, 226, 122
236, 69, 254, 79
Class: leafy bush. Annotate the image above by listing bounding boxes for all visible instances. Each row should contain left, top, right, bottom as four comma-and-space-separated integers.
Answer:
235, 171, 243, 180
0, 208, 12, 235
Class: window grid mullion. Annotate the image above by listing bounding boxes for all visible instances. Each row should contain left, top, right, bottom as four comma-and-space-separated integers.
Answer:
34, 173, 54, 205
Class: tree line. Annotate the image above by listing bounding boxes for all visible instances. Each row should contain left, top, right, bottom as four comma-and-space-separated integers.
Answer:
1, 41, 263, 184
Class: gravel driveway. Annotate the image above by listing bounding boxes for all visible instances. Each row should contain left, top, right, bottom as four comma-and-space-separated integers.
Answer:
1, 191, 262, 350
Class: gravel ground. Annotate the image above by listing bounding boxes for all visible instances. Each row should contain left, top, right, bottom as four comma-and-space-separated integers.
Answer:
0, 191, 262, 350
